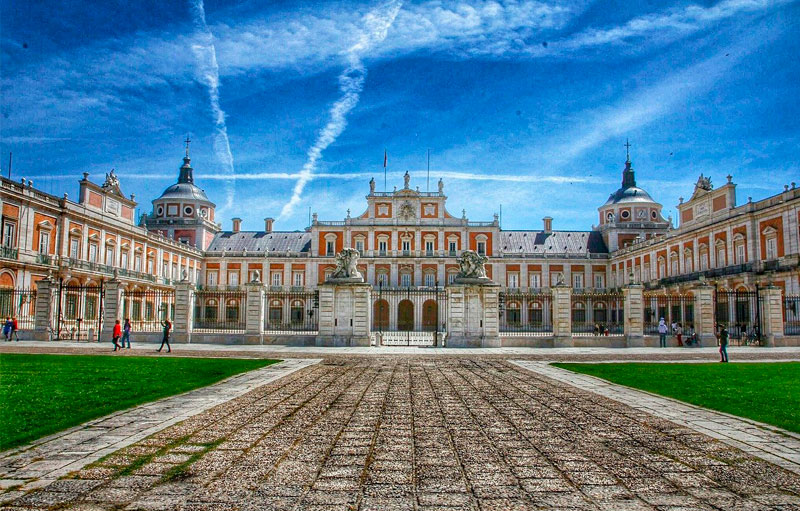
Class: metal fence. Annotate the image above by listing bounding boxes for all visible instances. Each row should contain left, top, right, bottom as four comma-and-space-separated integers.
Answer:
372, 285, 447, 346
715, 289, 763, 345
499, 290, 552, 336
571, 291, 624, 336
0, 288, 37, 332
264, 289, 319, 334
193, 289, 246, 332
52, 283, 104, 341
122, 289, 175, 332
784, 295, 800, 336
643, 293, 695, 335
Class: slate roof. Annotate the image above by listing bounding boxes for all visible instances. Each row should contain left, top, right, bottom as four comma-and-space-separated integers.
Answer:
207, 231, 312, 253
499, 231, 608, 255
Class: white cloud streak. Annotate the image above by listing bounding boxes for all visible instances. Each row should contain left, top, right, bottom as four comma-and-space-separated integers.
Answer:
277, 0, 403, 221
190, 0, 236, 212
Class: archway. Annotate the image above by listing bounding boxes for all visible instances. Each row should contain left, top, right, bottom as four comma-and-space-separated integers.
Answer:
373, 299, 389, 330
397, 299, 414, 331
422, 299, 437, 331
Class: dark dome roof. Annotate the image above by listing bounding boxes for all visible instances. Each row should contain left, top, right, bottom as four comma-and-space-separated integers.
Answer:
603, 186, 656, 206
156, 182, 211, 203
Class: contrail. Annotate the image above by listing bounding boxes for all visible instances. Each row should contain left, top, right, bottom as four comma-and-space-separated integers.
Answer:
189, 0, 236, 212
278, 0, 403, 221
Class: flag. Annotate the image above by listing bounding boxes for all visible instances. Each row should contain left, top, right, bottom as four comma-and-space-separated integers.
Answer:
383, 150, 387, 168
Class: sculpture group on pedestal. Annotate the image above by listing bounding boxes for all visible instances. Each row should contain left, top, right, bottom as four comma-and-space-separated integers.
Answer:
454, 250, 491, 284
327, 248, 364, 283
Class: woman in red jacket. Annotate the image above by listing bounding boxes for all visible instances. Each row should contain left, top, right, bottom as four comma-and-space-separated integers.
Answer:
112, 319, 122, 351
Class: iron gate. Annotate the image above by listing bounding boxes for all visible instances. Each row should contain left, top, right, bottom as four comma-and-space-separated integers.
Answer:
499, 290, 553, 336
52, 282, 104, 341
372, 285, 447, 346
785, 295, 800, 336
571, 290, 624, 336
644, 293, 695, 335
714, 288, 763, 345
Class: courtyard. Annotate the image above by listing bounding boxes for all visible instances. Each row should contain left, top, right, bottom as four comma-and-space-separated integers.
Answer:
1, 344, 799, 510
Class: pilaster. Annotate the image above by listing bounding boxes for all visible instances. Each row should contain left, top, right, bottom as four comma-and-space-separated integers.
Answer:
316, 282, 372, 346
101, 278, 123, 341
172, 281, 194, 344
623, 283, 645, 347
445, 282, 501, 348
761, 286, 784, 347
693, 283, 717, 347
33, 277, 55, 341
551, 285, 573, 347
244, 282, 265, 345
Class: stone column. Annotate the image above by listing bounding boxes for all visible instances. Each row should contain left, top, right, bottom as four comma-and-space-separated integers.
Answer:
172, 281, 194, 344
244, 281, 265, 345
101, 278, 123, 342
693, 283, 717, 347
316, 282, 372, 347
551, 284, 572, 347
33, 276, 56, 341
445, 282, 501, 348
760, 286, 784, 347
623, 283, 645, 347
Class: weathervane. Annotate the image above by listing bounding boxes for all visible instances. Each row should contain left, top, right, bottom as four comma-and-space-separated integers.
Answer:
624, 138, 631, 163
184, 135, 191, 157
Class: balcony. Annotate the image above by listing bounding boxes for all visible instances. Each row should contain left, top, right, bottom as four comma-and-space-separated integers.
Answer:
644, 263, 754, 288
36, 253, 53, 265
0, 245, 18, 260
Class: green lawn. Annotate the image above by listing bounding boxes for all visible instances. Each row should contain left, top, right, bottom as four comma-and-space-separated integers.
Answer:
552, 362, 800, 434
0, 354, 278, 451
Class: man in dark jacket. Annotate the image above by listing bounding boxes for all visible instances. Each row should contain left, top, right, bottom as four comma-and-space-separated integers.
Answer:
719, 324, 729, 363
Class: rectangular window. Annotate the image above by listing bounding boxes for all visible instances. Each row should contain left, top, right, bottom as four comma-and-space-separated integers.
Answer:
477, 241, 486, 256
378, 240, 387, 255
377, 272, 388, 286
121, 251, 129, 269
355, 240, 364, 254
228, 271, 239, 287
573, 273, 583, 289
272, 272, 282, 287
529, 273, 541, 289
2, 222, 15, 247
207, 271, 218, 286
326, 240, 335, 256
293, 272, 304, 287
425, 240, 434, 256
736, 244, 746, 264
448, 272, 457, 284
38, 231, 50, 254
69, 238, 79, 259
594, 274, 604, 289
424, 273, 436, 287
699, 254, 707, 271
172, 264, 178, 280
88, 243, 98, 263
550, 272, 559, 286
107, 246, 115, 265
162, 261, 169, 277
146, 258, 154, 274
508, 273, 519, 288
766, 238, 777, 260
134, 255, 142, 272
400, 273, 411, 287
448, 241, 457, 255
401, 240, 410, 254
717, 248, 726, 267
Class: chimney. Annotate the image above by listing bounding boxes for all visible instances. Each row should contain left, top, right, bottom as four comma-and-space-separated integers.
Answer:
264, 217, 274, 233
232, 217, 242, 233
543, 216, 553, 233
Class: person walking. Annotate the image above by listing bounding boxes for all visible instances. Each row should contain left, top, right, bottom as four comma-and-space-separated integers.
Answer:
676, 323, 683, 347
158, 319, 171, 353
121, 318, 132, 349
658, 317, 668, 348
3, 317, 12, 341
719, 324, 729, 363
112, 319, 122, 351
11, 317, 19, 341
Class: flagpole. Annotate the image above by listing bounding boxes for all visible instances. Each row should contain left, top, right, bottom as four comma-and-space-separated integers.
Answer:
426, 149, 430, 192
383, 149, 387, 191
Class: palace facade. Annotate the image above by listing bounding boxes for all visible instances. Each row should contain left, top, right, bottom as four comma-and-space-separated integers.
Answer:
1, 145, 798, 343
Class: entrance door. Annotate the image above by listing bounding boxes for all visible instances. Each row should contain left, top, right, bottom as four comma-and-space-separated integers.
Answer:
397, 299, 414, 331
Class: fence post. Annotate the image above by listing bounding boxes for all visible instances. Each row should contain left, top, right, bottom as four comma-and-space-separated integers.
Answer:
761, 285, 784, 347
693, 282, 717, 347
33, 275, 56, 341
244, 281, 265, 345
445, 282, 501, 347
101, 277, 123, 343
173, 281, 194, 344
315, 282, 372, 347
551, 284, 573, 347
623, 282, 644, 347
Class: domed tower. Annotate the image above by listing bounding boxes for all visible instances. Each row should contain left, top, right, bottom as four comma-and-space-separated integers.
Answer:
596, 141, 669, 251
143, 138, 220, 250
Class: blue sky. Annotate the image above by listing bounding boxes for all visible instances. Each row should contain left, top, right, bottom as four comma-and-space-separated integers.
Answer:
1, 0, 798, 232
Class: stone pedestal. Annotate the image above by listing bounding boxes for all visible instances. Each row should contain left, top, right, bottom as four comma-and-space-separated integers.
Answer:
761, 286, 784, 347
244, 282, 265, 345
445, 282, 501, 348
551, 285, 572, 347
623, 284, 645, 347
101, 279, 123, 342
172, 281, 194, 344
316, 282, 372, 347
693, 284, 717, 347
33, 277, 55, 341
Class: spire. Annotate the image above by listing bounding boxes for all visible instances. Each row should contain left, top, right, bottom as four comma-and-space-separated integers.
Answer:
178, 136, 194, 184
621, 138, 636, 188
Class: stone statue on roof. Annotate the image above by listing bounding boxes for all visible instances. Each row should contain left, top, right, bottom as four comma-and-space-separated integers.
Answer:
438, 178, 443, 194
369, 177, 375, 194
102, 169, 123, 196
695, 174, 713, 191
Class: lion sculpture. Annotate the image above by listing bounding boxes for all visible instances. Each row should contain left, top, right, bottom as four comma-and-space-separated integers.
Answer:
329, 248, 363, 281
457, 250, 488, 279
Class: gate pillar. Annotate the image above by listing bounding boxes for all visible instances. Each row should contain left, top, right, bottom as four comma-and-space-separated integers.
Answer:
551, 284, 573, 347
693, 283, 717, 347
101, 278, 123, 342
33, 275, 56, 341
316, 282, 372, 347
761, 285, 784, 347
244, 281, 265, 345
445, 282, 501, 348
172, 280, 195, 344
623, 283, 645, 347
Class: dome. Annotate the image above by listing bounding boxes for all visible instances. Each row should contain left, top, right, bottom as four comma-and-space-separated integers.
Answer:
156, 182, 211, 203
603, 185, 656, 206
